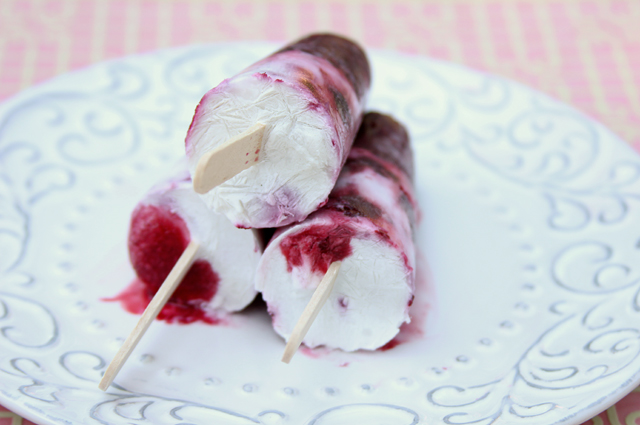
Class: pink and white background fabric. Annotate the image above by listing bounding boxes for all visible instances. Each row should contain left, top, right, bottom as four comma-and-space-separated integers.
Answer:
1, 0, 639, 153
1, 0, 639, 424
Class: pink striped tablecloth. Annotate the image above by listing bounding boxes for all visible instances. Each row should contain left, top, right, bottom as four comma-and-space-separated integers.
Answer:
1, 1, 639, 424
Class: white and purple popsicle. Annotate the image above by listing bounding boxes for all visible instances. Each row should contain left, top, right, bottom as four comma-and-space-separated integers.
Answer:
255, 113, 418, 351
185, 33, 371, 229
126, 170, 263, 322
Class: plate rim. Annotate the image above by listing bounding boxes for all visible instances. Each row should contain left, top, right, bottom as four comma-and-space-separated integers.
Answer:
0, 40, 639, 425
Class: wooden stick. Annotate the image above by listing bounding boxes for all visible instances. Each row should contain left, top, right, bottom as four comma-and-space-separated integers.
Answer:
193, 123, 266, 194
281, 261, 342, 364
98, 240, 200, 391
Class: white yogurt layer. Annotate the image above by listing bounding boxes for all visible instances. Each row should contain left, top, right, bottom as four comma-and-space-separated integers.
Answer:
256, 214, 414, 352
186, 50, 366, 229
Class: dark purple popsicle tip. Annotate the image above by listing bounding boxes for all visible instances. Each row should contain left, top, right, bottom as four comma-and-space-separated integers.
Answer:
326, 192, 383, 220
279, 33, 371, 99
353, 112, 414, 181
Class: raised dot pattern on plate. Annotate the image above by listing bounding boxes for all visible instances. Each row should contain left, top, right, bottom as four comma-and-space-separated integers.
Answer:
0, 43, 638, 425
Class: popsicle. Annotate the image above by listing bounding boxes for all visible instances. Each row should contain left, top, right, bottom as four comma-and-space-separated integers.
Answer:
99, 170, 263, 390
255, 112, 418, 352
128, 171, 262, 317
186, 33, 371, 229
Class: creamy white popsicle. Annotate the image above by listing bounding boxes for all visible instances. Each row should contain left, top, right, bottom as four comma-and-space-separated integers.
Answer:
256, 113, 418, 351
185, 33, 371, 229
127, 170, 262, 322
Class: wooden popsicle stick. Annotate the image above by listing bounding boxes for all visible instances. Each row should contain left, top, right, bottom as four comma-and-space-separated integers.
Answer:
281, 261, 342, 364
98, 240, 200, 391
193, 123, 266, 194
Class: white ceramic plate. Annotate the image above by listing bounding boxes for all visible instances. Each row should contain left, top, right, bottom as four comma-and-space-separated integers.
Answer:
1, 42, 640, 425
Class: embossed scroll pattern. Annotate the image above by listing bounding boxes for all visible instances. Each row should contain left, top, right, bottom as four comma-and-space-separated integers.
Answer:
0, 45, 639, 425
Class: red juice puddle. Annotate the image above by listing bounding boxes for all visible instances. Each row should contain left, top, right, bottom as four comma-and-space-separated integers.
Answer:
379, 339, 402, 352
102, 278, 225, 325
299, 345, 334, 359
102, 279, 148, 315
